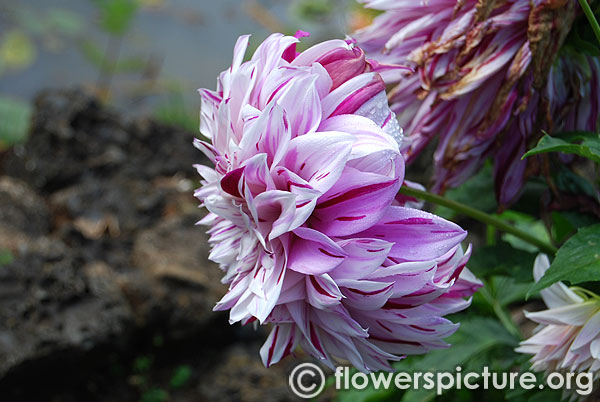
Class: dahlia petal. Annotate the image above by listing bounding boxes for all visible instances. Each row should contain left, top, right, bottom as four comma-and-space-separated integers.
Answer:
270, 70, 324, 136
571, 311, 600, 351
370, 260, 438, 298
311, 168, 401, 236
276, 271, 306, 304
193, 138, 219, 164
251, 33, 299, 87
241, 153, 276, 197
357, 206, 467, 261
228, 61, 258, 134
291, 39, 352, 67
231, 34, 251, 73
314, 305, 369, 338
203, 194, 246, 227
239, 102, 291, 167
320, 334, 370, 372
213, 275, 251, 312
533, 254, 584, 308
524, 302, 599, 326
270, 166, 321, 230
283, 131, 355, 193
194, 164, 219, 183
247, 255, 287, 323
591, 339, 600, 359
339, 280, 395, 310
322, 72, 386, 118
286, 301, 328, 360
260, 324, 298, 367
318, 114, 401, 168
253, 190, 297, 241
287, 227, 347, 275
306, 274, 344, 309
330, 238, 394, 280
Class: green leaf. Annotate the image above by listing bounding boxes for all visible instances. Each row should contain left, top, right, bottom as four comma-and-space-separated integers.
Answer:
413, 318, 518, 371
79, 40, 106, 69
113, 56, 146, 73
488, 277, 533, 307
133, 355, 153, 373
0, 30, 36, 71
0, 250, 13, 266
560, 211, 600, 229
154, 93, 198, 133
169, 365, 192, 388
140, 388, 169, 402
550, 211, 597, 244
295, 0, 334, 21
336, 318, 520, 402
498, 211, 552, 254
529, 224, 600, 296
554, 165, 597, 198
522, 132, 600, 163
435, 162, 497, 219
563, 19, 600, 57
467, 241, 536, 282
0, 96, 32, 147
95, 0, 138, 36
399, 318, 518, 402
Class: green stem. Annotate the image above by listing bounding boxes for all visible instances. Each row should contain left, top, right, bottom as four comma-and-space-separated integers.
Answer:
479, 286, 521, 339
398, 186, 558, 255
579, 0, 600, 45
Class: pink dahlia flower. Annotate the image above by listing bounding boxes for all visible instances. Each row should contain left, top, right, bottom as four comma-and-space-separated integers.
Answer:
517, 255, 600, 377
195, 32, 481, 371
354, 0, 600, 206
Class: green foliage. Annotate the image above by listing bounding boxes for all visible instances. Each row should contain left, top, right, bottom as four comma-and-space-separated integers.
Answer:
0, 250, 13, 266
523, 132, 600, 164
336, 318, 520, 402
551, 211, 598, 244
152, 334, 164, 347
295, 0, 334, 21
497, 211, 552, 253
0, 30, 36, 73
529, 224, 600, 296
435, 162, 497, 219
484, 276, 533, 308
0, 96, 32, 147
401, 318, 518, 401
468, 241, 536, 282
140, 388, 169, 402
154, 90, 198, 133
554, 165, 598, 198
169, 365, 192, 389
80, 40, 146, 73
95, 0, 139, 36
563, 14, 600, 57
133, 355, 153, 373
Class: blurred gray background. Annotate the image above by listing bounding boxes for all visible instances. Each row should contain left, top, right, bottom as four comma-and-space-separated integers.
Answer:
0, 0, 362, 144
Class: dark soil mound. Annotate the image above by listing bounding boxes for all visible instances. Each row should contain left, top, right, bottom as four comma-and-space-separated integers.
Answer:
0, 89, 313, 402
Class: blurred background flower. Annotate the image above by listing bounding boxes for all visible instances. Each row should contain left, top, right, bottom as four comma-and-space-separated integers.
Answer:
517, 254, 600, 380
354, 0, 600, 207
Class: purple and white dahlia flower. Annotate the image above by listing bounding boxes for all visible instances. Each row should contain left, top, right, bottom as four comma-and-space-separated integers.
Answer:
517, 255, 600, 378
195, 32, 481, 371
354, 0, 600, 206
